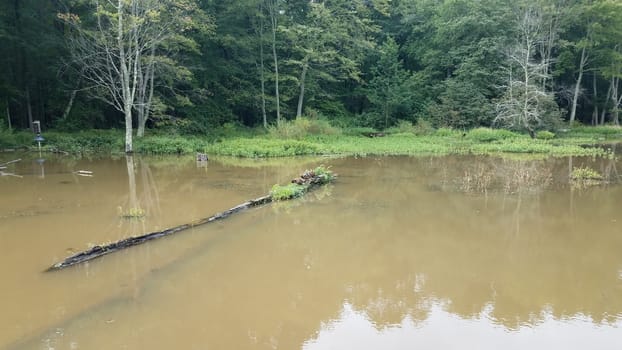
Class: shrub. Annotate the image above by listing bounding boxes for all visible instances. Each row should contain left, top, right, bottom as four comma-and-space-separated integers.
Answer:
536, 130, 555, 140
466, 128, 519, 142
267, 118, 340, 139
45, 130, 124, 153
342, 127, 378, 136
135, 136, 206, 154
386, 120, 416, 134
208, 138, 323, 157
413, 118, 435, 135
435, 127, 458, 137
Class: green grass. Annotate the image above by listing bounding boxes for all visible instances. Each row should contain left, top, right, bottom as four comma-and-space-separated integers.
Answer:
562, 125, 622, 139
207, 133, 607, 158
1, 122, 619, 158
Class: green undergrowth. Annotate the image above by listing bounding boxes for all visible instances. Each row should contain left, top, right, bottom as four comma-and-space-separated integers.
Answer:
207, 132, 608, 158
1, 124, 619, 158
562, 125, 622, 139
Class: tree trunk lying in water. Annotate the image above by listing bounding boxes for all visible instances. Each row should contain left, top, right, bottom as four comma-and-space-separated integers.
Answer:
47, 166, 335, 271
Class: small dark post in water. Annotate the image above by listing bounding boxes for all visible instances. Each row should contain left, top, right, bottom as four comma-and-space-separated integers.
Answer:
32, 121, 44, 155
196, 153, 208, 161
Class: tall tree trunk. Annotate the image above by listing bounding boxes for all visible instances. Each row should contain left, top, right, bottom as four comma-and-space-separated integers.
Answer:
296, 59, 309, 119
25, 87, 33, 130
61, 89, 78, 121
258, 9, 267, 129
601, 78, 612, 125
5, 99, 11, 131
612, 76, 620, 126
384, 101, 389, 129
118, 0, 133, 153
137, 46, 155, 138
569, 45, 587, 124
592, 73, 598, 126
269, 0, 281, 126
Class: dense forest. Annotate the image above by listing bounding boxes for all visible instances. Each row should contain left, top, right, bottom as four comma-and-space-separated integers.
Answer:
1, 0, 622, 148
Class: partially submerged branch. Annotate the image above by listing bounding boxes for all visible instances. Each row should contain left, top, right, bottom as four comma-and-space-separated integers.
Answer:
0, 159, 21, 177
47, 166, 335, 271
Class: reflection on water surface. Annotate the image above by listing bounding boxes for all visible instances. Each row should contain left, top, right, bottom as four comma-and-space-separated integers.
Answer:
0, 154, 620, 349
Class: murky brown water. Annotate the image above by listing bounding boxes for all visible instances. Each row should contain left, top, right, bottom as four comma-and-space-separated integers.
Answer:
1, 153, 621, 350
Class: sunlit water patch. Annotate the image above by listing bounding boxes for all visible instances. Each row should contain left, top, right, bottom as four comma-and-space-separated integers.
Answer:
304, 302, 622, 350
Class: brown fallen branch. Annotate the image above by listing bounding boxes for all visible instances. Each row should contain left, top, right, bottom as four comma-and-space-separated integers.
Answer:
0, 158, 21, 177
47, 166, 335, 271
0, 158, 21, 168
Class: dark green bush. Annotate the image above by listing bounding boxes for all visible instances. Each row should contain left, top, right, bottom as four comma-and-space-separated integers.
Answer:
466, 128, 520, 142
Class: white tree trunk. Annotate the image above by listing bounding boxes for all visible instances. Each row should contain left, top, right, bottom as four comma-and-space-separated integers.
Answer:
5, 99, 11, 131
592, 73, 598, 125
296, 59, 309, 119
612, 76, 620, 126
62, 89, 78, 121
268, 0, 281, 126
569, 45, 587, 124
118, 0, 134, 153
26, 87, 33, 130
601, 79, 612, 125
257, 9, 268, 129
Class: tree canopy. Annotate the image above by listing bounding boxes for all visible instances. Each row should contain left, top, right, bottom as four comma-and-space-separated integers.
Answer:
2, 0, 622, 144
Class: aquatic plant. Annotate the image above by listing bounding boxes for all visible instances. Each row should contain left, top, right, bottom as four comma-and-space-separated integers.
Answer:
313, 165, 335, 184
118, 206, 146, 219
270, 166, 335, 201
570, 167, 603, 181
270, 183, 307, 201
570, 166, 605, 189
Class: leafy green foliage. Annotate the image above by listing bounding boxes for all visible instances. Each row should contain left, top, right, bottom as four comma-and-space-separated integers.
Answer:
536, 131, 556, 140
365, 38, 415, 129
267, 118, 340, 139
270, 183, 307, 201
312, 165, 335, 184
207, 138, 323, 157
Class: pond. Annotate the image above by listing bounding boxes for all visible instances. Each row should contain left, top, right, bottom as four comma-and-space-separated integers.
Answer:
1, 153, 621, 349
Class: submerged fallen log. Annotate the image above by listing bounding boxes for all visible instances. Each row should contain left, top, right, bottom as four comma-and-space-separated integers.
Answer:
47, 166, 335, 271
0, 158, 21, 167
0, 158, 21, 177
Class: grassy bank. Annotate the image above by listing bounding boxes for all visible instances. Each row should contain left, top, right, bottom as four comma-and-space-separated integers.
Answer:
1, 124, 620, 158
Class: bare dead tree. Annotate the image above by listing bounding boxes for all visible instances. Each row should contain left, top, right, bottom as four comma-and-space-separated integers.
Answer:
495, 7, 560, 136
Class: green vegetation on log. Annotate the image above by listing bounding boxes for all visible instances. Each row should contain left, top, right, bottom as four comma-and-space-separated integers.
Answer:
270, 166, 335, 201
